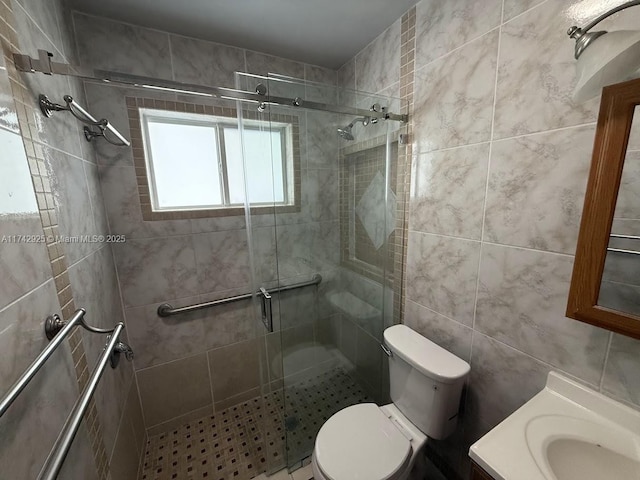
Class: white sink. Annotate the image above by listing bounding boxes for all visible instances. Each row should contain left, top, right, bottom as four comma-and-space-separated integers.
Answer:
526, 415, 640, 480
469, 372, 640, 480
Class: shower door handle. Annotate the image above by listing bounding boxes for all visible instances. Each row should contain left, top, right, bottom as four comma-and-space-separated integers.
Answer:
260, 287, 273, 332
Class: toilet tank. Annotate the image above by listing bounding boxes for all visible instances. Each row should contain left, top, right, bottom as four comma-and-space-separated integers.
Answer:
384, 325, 470, 440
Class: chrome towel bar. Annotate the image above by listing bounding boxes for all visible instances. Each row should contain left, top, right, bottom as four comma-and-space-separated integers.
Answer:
38, 323, 127, 480
38, 93, 130, 147
157, 274, 323, 317
610, 234, 640, 240
607, 247, 640, 256
0, 308, 123, 418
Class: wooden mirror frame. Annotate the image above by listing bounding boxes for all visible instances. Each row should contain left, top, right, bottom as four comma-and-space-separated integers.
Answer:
567, 78, 640, 340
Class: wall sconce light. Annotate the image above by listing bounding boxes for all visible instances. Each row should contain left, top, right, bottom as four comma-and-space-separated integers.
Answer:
568, 0, 640, 102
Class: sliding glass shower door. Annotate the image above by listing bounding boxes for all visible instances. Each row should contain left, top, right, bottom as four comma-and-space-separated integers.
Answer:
235, 71, 404, 472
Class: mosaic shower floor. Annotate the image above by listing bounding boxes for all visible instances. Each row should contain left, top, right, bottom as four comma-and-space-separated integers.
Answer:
139, 367, 371, 480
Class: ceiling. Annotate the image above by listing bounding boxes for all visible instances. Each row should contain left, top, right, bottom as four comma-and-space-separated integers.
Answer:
69, 0, 419, 69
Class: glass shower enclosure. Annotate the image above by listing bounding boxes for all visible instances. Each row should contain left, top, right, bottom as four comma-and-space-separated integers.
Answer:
235, 72, 406, 472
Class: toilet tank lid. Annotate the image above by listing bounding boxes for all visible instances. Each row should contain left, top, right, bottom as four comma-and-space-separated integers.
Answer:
384, 325, 470, 384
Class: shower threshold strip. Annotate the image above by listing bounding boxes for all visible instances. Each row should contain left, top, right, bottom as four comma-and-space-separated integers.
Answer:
13, 50, 408, 123
157, 274, 322, 317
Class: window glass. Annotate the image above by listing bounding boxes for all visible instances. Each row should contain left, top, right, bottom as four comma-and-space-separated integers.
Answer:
141, 109, 291, 212
146, 120, 222, 209
224, 127, 285, 205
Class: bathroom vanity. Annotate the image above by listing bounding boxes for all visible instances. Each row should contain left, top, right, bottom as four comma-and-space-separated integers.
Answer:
468, 372, 640, 480
470, 462, 494, 480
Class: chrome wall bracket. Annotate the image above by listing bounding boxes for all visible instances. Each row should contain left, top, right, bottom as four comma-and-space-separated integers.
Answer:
37, 93, 130, 147
44, 314, 65, 341
109, 341, 135, 368
44, 309, 120, 341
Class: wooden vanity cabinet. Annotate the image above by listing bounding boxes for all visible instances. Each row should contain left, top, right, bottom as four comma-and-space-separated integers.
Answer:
470, 460, 494, 480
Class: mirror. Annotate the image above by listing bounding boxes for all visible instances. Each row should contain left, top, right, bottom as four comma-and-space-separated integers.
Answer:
567, 78, 640, 339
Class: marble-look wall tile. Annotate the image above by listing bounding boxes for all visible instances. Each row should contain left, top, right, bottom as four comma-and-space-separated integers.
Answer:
484, 125, 594, 254
415, 0, 501, 69
304, 168, 339, 222
56, 425, 100, 479
245, 51, 305, 79
251, 225, 278, 284
73, 12, 173, 79
84, 162, 109, 236
602, 333, 640, 405
0, 52, 19, 134
94, 359, 133, 459
309, 221, 340, 273
355, 327, 383, 394
108, 409, 140, 480
170, 35, 245, 88
466, 332, 550, 430
275, 223, 315, 279
14, 0, 66, 59
98, 165, 192, 238
413, 30, 498, 153
493, 0, 599, 139
13, 5, 84, 158
276, 286, 319, 331
410, 143, 489, 239
83, 84, 134, 166
406, 232, 480, 325
193, 229, 251, 293
69, 246, 132, 456
113, 235, 199, 307
0, 281, 81, 479
355, 18, 400, 94
404, 300, 473, 362
503, 0, 545, 22
199, 289, 256, 350
125, 296, 205, 370
475, 244, 609, 385
305, 64, 337, 85
0, 214, 50, 310
49, 148, 100, 264
136, 353, 212, 427
68, 246, 124, 364
337, 59, 356, 90
208, 339, 261, 401
306, 110, 339, 168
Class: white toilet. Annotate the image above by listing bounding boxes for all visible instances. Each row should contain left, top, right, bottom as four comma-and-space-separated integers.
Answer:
311, 324, 470, 480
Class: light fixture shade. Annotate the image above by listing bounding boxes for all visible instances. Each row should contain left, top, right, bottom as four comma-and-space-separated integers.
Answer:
573, 30, 640, 103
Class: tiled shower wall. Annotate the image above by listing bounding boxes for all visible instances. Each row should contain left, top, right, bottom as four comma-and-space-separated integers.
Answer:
0, 0, 143, 479
344, 0, 640, 478
69, 12, 351, 434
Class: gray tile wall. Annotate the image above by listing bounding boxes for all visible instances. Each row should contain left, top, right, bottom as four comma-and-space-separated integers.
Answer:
70, 12, 344, 430
348, 0, 640, 477
0, 0, 143, 478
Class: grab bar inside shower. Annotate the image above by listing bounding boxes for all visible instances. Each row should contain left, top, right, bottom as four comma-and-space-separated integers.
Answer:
38, 323, 127, 480
157, 274, 323, 317
0, 308, 119, 418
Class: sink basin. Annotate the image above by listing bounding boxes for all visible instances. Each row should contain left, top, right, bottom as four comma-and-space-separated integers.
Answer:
469, 372, 640, 480
526, 415, 640, 480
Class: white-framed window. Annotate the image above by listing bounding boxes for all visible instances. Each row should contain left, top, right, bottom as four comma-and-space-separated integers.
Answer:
139, 108, 294, 212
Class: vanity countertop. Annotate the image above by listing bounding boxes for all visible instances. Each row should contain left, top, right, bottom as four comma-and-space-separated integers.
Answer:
469, 372, 640, 480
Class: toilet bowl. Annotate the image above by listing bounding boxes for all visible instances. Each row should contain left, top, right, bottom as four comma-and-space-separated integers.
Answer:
312, 403, 426, 480
311, 325, 470, 480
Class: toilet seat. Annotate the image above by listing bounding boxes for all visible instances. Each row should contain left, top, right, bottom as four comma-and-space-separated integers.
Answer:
314, 403, 412, 480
